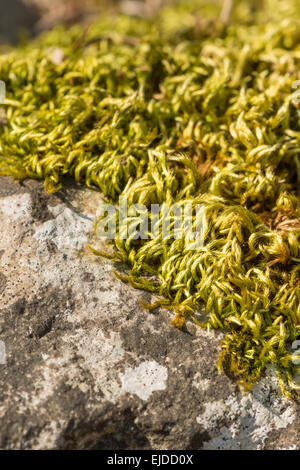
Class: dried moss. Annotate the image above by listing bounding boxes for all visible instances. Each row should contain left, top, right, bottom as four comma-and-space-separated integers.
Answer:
1, 0, 300, 394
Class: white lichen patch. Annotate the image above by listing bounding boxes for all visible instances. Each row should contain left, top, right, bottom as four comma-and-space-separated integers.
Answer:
120, 360, 168, 401
97, 288, 120, 304
0, 193, 31, 220
34, 206, 93, 250
65, 329, 125, 403
192, 372, 211, 392
196, 369, 296, 450
18, 242, 51, 272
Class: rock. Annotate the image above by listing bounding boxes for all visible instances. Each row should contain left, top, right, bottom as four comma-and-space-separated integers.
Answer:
0, 175, 299, 450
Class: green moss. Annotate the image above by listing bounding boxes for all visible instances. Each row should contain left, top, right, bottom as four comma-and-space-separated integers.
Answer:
1, 0, 300, 394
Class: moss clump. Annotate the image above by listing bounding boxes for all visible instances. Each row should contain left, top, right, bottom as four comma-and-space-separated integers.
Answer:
1, 0, 300, 394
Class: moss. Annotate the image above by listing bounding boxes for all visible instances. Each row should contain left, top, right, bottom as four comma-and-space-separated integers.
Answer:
1, 0, 300, 394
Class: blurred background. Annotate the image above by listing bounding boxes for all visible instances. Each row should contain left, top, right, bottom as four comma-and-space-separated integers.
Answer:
0, 1, 298, 45
0, 0, 174, 44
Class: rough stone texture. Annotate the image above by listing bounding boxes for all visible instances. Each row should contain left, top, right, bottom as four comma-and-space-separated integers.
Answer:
0, 175, 299, 450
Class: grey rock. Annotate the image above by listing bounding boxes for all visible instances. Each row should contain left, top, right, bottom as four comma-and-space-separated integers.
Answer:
0, 175, 299, 450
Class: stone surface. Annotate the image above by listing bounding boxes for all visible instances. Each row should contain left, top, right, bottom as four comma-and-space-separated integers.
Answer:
0, 175, 299, 450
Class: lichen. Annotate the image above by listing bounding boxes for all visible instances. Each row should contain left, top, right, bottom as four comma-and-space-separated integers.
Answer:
1, 0, 300, 394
